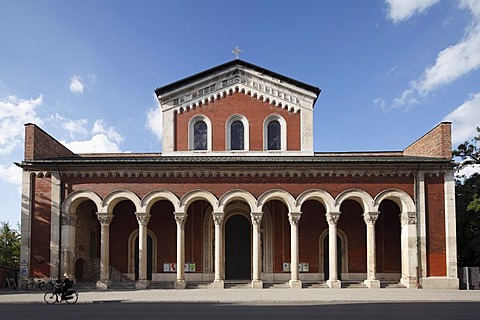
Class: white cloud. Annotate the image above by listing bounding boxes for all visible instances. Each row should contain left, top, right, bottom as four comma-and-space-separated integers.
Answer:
443, 92, 480, 146
64, 133, 122, 153
0, 95, 43, 155
146, 105, 163, 142
390, 1, 480, 108
69, 75, 84, 94
47, 113, 89, 138
385, 0, 441, 23
0, 164, 22, 186
61, 119, 124, 153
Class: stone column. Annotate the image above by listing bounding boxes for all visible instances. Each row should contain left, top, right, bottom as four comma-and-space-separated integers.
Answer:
400, 211, 418, 288
50, 172, 61, 278
96, 213, 113, 290
251, 212, 263, 289
325, 212, 341, 289
20, 171, 32, 282
444, 171, 458, 281
60, 213, 77, 278
174, 212, 188, 289
288, 212, 302, 289
363, 212, 380, 288
212, 212, 225, 289
135, 212, 151, 289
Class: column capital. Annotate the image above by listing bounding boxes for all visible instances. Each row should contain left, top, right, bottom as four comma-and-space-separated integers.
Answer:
250, 212, 263, 226
363, 212, 380, 225
61, 213, 77, 226
325, 212, 341, 225
96, 213, 114, 226
174, 212, 188, 227
212, 212, 225, 225
400, 211, 417, 225
135, 212, 151, 226
288, 212, 302, 226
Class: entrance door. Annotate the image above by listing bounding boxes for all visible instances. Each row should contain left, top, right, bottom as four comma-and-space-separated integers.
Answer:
324, 235, 342, 280
135, 235, 153, 280
225, 215, 251, 280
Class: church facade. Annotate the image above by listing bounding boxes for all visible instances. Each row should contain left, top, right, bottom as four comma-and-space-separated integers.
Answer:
18, 60, 458, 289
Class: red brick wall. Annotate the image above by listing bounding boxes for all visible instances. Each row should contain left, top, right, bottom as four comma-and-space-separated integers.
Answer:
149, 201, 176, 273
185, 201, 207, 272
174, 93, 301, 151
109, 201, 137, 273
338, 200, 367, 273
24, 124, 76, 160
299, 200, 327, 273
30, 176, 52, 277
403, 122, 452, 159
425, 174, 447, 277
271, 201, 290, 273
375, 200, 401, 273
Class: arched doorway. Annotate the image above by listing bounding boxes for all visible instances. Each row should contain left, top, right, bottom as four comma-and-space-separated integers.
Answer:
134, 235, 153, 280
323, 235, 342, 280
74, 259, 86, 282
225, 214, 251, 280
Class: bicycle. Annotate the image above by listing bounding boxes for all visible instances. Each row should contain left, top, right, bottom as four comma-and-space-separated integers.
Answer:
26, 278, 38, 291
43, 284, 78, 304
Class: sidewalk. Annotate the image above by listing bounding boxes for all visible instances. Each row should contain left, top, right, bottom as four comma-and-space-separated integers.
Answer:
1, 288, 480, 304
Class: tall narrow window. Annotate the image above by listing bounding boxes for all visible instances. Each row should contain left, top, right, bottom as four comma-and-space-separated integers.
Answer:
267, 120, 281, 150
194, 121, 207, 150
230, 120, 244, 150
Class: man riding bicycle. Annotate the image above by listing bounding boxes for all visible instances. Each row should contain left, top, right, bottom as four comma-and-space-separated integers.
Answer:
60, 273, 74, 299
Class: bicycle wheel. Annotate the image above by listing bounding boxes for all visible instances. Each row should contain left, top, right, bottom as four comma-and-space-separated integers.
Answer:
38, 282, 46, 290
27, 283, 37, 291
44, 291, 57, 304
65, 291, 78, 304
46, 282, 54, 290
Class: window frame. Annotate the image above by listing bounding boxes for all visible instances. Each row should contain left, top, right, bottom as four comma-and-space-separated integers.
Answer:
226, 114, 249, 151
263, 114, 287, 151
189, 115, 212, 151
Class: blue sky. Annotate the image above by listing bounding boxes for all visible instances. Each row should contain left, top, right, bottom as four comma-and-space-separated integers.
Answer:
1, 0, 480, 225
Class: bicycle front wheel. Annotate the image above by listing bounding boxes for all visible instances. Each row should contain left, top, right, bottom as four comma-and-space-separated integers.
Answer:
38, 282, 46, 290
45, 282, 54, 290
44, 291, 57, 304
65, 291, 78, 304
27, 283, 37, 291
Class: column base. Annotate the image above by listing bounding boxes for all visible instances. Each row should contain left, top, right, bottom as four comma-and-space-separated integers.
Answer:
96, 280, 112, 290
174, 280, 186, 289
212, 279, 224, 289
364, 279, 380, 288
251, 279, 263, 289
327, 279, 341, 289
289, 279, 302, 289
135, 280, 150, 289
401, 276, 418, 288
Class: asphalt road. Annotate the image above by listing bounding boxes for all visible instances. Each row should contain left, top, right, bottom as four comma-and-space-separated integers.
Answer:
1, 302, 479, 320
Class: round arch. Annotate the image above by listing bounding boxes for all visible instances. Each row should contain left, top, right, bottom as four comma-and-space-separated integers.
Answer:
373, 189, 415, 214
218, 189, 259, 213
335, 189, 374, 213
62, 190, 102, 215
102, 189, 142, 214
257, 189, 297, 213
141, 189, 181, 213
179, 189, 219, 212
296, 189, 335, 213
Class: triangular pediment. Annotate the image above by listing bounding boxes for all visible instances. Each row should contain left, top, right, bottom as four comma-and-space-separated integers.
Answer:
155, 60, 320, 114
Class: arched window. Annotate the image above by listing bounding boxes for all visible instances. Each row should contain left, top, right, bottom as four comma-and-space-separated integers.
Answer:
226, 114, 249, 151
263, 115, 286, 151
267, 120, 281, 150
230, 121, 244, 150
189, 115, 212, 151
194, 121, 207, 150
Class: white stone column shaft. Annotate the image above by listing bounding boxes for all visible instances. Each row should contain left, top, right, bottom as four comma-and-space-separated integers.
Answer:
444, 171, 458, 279
251, 212, 263, 289
135, 212, 150, 289
60, 213, 76, 277
96, 213, 113, 290
212, 212, 225, 289
400, 211, 418, 288
417, 171, 427, 280
326, 212, 341, 288
20, 171, 32, 280
288, 212, 302, 289
50, 172, 61, 278
174, 212, 187, 289
364, 212, 380, 288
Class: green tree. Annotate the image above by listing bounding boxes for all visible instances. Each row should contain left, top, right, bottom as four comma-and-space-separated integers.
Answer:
0, 221, 20, 268
454, 126, 480, 266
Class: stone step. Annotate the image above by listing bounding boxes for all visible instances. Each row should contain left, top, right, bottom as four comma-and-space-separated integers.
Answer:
185, 282, 212, 289
148, 282, 175, 289
224, 282, 251, 289
341, 281, 368, 289
381, 281, 406, 289
303, 282, 329, 289
264, 282, 290, 289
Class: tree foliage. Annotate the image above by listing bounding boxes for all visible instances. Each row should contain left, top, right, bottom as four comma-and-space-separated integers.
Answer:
455, 127, 480, 267
0, 221, 20, 268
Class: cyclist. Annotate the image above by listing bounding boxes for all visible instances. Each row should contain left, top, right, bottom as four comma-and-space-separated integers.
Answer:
60, 273, 74, 299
